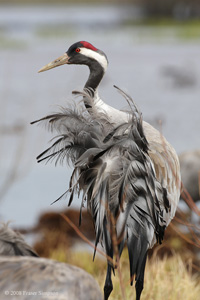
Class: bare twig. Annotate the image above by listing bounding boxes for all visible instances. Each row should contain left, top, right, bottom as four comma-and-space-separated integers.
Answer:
60, 213, 113, 265
0, 129, 27, 201
181, 187, 200, 216
61, 207, 127, 300
169, 222, 200, 248
109, 211, 126, 300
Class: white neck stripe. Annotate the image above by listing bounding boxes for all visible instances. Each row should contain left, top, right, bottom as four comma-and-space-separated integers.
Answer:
80, 48, 108, 72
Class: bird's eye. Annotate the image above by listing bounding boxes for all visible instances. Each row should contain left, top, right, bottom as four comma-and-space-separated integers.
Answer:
76, 48, 80, 53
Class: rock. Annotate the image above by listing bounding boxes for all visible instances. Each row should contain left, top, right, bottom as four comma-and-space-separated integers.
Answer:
179, 150, 200, 202
0, 256, 103, 300
0, 223, 102, 300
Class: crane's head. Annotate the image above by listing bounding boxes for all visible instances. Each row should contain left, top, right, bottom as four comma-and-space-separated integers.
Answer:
38, 41, 108, 73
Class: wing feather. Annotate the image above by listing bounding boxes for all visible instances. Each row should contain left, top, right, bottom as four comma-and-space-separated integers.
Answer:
33, 88, 177, 288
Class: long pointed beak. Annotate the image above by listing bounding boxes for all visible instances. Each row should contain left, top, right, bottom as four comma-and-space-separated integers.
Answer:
38, 53, 69, 73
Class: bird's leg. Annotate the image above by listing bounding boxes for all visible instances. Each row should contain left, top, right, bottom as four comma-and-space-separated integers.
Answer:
104, 263, 113, 300
135, 253, 147, 300
135, 279, 143, 300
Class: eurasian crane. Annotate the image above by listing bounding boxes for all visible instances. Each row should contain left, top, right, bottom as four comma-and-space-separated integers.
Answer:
33, 41, 181, 300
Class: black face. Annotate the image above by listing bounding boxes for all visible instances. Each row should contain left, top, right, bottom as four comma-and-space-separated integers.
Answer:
66, 42, 88, 65
66, 42, 83, 55
65, 41, 106, 67
64, 41, 108, 73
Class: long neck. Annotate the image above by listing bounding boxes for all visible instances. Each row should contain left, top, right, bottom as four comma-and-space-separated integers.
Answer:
83, 60, 130, 125
84, 60, 105, 96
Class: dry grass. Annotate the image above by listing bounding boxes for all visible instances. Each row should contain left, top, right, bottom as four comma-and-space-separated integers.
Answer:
50, 247, 200, 300
32, 203, 199, 300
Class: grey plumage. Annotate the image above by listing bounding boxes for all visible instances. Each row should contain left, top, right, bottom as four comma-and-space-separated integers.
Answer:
33, 87, 168, 298
0, 223, 38, 257
34, 41, 181, 300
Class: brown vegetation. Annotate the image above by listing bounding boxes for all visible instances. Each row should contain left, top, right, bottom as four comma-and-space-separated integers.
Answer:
28, 209, 95, 257
17, 204, 199, 276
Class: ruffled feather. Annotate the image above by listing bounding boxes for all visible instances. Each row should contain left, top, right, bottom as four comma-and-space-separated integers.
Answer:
32, 88, 171, 292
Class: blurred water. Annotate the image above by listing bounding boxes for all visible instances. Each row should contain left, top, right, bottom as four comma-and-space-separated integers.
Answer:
0, 5, 200, 228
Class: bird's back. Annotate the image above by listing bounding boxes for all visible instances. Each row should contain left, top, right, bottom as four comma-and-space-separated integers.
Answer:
32, 88, 181, 293
92, 89, 181, 225
0, 223, 38, 257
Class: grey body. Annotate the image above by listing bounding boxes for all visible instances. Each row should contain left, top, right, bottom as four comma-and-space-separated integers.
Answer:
33, 88, 177, 300
0, 223, 38, 257
34, 41, 181, 300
